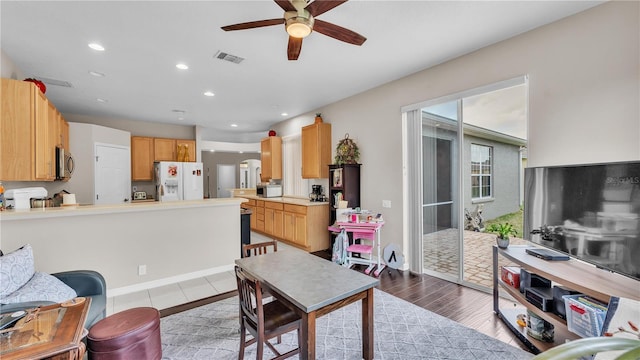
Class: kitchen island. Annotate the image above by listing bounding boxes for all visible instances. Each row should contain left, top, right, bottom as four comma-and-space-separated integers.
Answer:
0, 198, 244, 297
238, 195, 330, 252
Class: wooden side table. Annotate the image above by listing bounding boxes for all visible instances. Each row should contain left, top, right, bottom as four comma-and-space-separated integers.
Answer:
0, 298, 91, 360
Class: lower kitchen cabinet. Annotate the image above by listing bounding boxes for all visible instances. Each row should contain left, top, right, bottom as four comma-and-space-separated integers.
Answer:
265, 202, 284, 239
255, 200, 265, 232
249, 197, 329, 252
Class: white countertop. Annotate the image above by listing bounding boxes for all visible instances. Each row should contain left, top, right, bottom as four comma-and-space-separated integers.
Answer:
0, 198, 245, 221
236, 195, 329, 207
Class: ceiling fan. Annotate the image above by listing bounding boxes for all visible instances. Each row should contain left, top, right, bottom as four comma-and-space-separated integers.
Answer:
221, 0, 366, 60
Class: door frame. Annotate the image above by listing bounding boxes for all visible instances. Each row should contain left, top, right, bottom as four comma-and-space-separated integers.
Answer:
94, 142, 131, 205
401, 76, 527, 280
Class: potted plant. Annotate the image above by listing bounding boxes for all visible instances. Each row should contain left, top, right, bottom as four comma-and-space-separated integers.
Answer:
486, 222, 518, 249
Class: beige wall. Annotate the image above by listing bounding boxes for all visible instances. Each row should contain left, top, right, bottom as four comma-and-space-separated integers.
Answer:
272, 2, 640, 256
65, 113, 195, 140
0, 201, 242, 294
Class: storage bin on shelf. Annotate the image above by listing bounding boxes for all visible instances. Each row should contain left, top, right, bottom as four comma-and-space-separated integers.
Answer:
563, 294, 608, 338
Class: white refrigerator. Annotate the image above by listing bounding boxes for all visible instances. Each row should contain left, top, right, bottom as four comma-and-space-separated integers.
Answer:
155, 161, 204, 201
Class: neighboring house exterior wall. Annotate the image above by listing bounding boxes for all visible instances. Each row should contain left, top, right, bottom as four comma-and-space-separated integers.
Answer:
463, 134, 522, 221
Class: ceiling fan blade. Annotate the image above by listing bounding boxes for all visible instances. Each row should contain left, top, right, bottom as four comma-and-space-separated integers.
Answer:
306, 0, 348, 17
221, 18, 285, 31
274, 0, 296, 12
287, 36, 303, 60
313, 19, 366, 45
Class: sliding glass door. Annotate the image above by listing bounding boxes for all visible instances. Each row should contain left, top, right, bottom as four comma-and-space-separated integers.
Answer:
404, 76, 527, 289
422, 101, 460, 281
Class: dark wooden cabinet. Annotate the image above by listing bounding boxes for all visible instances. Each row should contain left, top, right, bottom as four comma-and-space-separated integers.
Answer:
328, 164, 361, 225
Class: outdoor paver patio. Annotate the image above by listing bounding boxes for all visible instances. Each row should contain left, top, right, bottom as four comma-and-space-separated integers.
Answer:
424, 229, 528, 289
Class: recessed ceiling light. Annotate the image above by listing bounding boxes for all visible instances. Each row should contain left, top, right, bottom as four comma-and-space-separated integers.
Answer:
230, 124, 238, 128
89, 71, 105, 77
177, 116, 185, 121
239, 151, 244, 154
281, 113, 288, 116
88, 43, 105, 51
176, 63, 189, 70
204, 91, 215, 97
96, 98, 108, 103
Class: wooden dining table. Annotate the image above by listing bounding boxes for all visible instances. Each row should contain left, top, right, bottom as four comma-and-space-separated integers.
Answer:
235, 250, 379, 360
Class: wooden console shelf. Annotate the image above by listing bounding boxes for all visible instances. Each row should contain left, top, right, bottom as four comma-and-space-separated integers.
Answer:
493, 245, 640, 354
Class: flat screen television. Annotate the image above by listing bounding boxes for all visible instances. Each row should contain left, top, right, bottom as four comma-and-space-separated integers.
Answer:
524, 161, 640, 280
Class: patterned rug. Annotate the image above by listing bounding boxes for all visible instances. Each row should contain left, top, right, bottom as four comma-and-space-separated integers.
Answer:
160, 289, 533, 360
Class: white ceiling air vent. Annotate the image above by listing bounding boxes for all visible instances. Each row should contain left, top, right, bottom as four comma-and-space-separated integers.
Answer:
36, 76, 73, 88
214, 51, 244, 64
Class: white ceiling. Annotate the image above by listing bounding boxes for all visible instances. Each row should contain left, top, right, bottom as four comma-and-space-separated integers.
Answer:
1, 1, 602, 143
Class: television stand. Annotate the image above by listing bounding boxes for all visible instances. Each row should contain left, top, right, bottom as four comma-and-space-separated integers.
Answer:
493, 245, 640, 354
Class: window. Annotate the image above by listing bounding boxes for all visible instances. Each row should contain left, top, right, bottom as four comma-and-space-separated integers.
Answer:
471, 144, 492, 200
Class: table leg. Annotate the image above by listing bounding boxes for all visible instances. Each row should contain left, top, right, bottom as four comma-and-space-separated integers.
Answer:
362, 287, 374, 359
300, 311, 316, 360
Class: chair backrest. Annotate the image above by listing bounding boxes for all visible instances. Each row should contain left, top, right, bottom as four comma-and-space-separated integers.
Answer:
242, 240, 278, 258
235, 266, 263, 328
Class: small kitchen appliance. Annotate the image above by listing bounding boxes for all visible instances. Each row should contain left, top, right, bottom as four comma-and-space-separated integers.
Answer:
310, 185, 325, 202
5, 187, 48, 209
256, 184, 282, 198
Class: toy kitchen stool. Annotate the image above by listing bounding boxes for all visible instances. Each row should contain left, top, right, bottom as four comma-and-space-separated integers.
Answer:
330, 221, 385, 277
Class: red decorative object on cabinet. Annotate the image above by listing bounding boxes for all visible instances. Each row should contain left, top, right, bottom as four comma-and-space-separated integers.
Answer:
24, 78, 46, 94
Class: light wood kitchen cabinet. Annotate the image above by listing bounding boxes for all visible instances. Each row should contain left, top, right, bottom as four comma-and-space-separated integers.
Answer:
1, 78, 70, 181
243, 199, 257, 229
283, 204, 308, 247
131, 136, 155, 181
176, 139, 195, 162
0, 78, 34, 180
33, 86, 54, 180
255, 200, 265, 232
59, 114, 69, 151
154, 138, 196, 162
154, 138, 176, 161
131, 136, 196, 181
247, 197, 329, 252
260, 136, 282, 181
301, 122, 331, 179
264, 202, 284, 238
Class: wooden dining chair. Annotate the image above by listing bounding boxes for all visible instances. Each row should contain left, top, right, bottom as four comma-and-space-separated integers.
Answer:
242, 240, 278, 258
235, 266, 302, 360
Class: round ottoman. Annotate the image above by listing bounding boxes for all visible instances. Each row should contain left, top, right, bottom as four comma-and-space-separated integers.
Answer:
87, 307, 162, 360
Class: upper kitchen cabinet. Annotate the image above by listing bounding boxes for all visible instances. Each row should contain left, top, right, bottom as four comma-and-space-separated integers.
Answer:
176, 139, 195, 162
261, 136, 282, 181
154, 138, 196, 162
301, 122, 331, 179
131, 136, 154, 181
132, 137, 196, 181
154, 138, 176, 161
1, 78, 66, 181
1, 78, 35, 180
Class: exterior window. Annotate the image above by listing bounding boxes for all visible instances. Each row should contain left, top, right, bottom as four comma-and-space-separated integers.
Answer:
471, 144, 492, 200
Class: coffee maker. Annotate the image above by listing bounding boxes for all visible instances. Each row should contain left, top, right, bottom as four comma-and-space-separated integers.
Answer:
310, 185, 325, 202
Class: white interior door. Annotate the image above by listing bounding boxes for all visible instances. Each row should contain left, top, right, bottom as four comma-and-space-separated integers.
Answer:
95, 144, 131, 205
217, 164, 236, 198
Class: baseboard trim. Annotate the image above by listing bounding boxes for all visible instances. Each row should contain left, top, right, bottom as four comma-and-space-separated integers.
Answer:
106, 264, 235, 298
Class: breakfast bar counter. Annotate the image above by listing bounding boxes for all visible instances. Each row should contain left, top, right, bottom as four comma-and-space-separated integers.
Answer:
0, 199, 244, 297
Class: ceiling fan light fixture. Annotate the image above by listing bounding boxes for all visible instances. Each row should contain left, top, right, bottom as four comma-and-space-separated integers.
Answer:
286, 16, 313, 38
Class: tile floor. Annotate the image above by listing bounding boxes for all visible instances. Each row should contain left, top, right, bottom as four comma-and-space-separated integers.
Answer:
106, 232, 298, 315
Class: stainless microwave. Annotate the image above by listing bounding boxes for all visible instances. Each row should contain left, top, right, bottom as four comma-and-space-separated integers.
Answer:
256, 184, 282, 198
55, 146, 75, 180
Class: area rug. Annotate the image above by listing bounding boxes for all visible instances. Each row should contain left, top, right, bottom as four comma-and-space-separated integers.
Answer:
160, 289, 533, 360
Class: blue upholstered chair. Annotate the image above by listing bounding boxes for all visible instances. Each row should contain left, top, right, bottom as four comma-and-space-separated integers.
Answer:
0, 245, 107, 328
